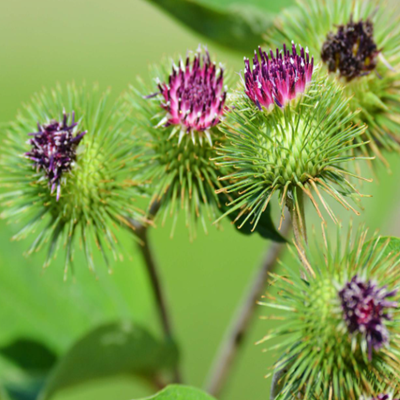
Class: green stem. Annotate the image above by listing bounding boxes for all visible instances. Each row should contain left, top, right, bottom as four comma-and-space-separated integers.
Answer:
132, 203, 182, 384
204, 217, 291, 397
270, 191, 309, 398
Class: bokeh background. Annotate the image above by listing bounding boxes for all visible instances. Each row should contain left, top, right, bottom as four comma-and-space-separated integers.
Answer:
1, 0, 400, 399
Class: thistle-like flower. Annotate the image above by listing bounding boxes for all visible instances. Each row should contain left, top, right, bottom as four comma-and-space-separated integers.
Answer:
258, 227, 400, 399
126, 47, 229, 237
215, 44, 368, 230
26, 112, 86, 200
367, 395, 400, 400
339, 275, 397, 359
0, 84, 143, 276
244, 43, 314, 110
321, 18, 379, 81
265, 0, 400, 160
151, 48, 227, 145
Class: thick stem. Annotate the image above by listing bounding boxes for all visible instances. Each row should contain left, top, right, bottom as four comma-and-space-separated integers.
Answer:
204, 217, 291, 397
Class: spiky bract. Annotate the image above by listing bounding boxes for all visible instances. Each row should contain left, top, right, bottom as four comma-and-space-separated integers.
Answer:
125, 49, 229, 238
215, 69, 368, 230
265, 0, 400, 161
258, 227, 400, 399
0, 84, 143, 276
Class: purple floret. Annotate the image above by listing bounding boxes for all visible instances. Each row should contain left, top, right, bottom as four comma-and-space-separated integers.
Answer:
149, 47, 227, 140
321, 18, 380, 81
243, 42, 314, 111
26, 111, 86, 200
339, 275, 398, 360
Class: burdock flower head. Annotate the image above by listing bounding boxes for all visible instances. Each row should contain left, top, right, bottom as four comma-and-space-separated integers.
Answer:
244, 43, 314, 110
258, 227, 400, 399
0, 84, 143, 276
26, 112, 86, 200
321, 18, 380, 81
126, 46, 229, 238
152, 47, 227, 145
265, 0, 400, 161
215, 43, 369, 230
340, 275, 397, 359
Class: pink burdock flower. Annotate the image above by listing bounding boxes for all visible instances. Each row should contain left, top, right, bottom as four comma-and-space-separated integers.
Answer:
25, 111, 86, 200
149, 47, 227, 145
243, 42, 314, 110
339, 275, 398, 360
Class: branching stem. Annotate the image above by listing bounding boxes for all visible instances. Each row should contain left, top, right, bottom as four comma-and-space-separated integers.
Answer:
204, 217, 291, 397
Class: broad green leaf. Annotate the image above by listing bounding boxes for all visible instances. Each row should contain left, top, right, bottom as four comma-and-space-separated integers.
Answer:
133, 385, 216, 400
39, 322, 179, 400
0, 339, 57, 374
145, 0, 274, 53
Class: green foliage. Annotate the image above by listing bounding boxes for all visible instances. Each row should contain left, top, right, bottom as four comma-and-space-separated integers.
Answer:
219, 193, 285, 242
0, 339, 57, 375
259, 227, 400, 399
0, 84, 144, 276
133, 385, 216, 400
145, 0, 274, 53
215, 72, 369, 230
265, 0, 400, 161
39, 322, 179, 400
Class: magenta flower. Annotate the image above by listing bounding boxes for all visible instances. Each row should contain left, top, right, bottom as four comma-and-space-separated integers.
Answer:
371, 396, 399, 400
149, 47, 227, 145
243, 43, 314, 111
339, 275, 398, 360
26, 111, 86, 200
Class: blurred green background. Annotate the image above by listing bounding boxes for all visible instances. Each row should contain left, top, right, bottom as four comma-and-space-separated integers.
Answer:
0, 0, 400, 399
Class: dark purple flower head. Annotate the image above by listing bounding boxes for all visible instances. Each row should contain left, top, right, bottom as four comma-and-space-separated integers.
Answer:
371, 395, 399, 400
149, 47, 227, 145
321, 17, 380, 81
26, 112, 86, 200
243, 43, 314, 111
339, 275, 398, 359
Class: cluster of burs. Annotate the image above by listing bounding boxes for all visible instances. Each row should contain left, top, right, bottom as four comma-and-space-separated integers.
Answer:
1, 0, 400, 398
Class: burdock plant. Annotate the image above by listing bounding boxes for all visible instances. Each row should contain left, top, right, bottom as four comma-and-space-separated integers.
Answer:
215, 43, 369, 236
258, 227, 400, 399
2, 1, 400, 398
126, 47, 228, 237
0, 84, 143, 276
265, 0, 400, 162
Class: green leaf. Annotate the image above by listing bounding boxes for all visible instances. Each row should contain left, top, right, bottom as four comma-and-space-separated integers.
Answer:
0, 387, 11, 400
145, 0, 274, 53
220, 193, 286, 242
4, 378, 46, 400
0, 339, 57, 374
363, 236, 400, 258
134, 385, 217, 400
39, 322, 179, 400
